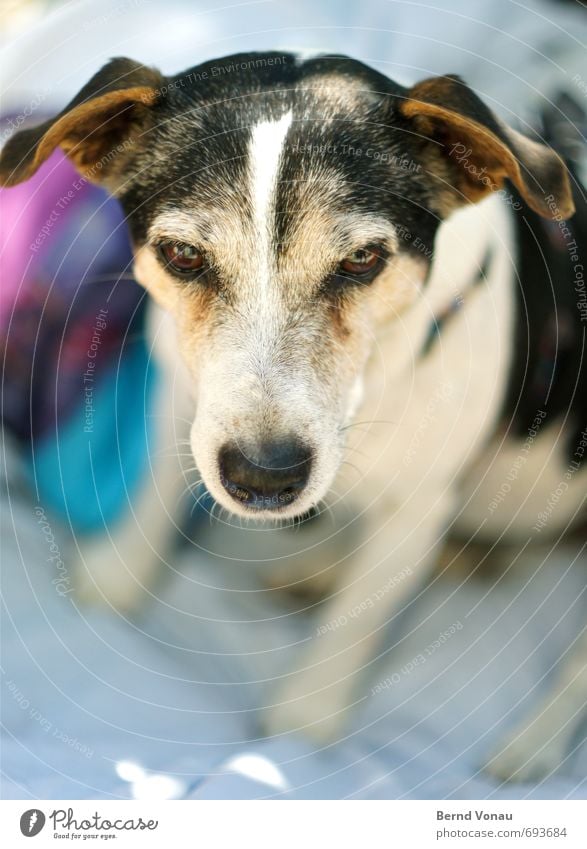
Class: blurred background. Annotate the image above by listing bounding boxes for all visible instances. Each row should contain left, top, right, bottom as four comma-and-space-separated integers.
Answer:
1, 0, 586, 801
2, 0, 587, 122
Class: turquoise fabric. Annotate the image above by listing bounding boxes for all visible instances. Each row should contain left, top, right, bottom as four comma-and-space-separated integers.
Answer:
27, 340, 158, 533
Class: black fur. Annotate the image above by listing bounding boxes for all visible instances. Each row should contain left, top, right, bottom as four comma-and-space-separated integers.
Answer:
117, 52, 441, 265
4, 50, 583, 467
115, 51, 586, 463
502, 99, 587, 464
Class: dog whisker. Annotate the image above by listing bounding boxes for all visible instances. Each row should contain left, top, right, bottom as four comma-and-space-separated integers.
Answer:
339, 419, 396, 433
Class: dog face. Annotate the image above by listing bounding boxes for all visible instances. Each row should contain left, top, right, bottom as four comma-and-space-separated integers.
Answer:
1, 52, 573, 518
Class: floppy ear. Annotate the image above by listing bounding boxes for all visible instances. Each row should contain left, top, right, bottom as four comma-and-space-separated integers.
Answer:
399, 74, 575, 220
0, 57, 165, 188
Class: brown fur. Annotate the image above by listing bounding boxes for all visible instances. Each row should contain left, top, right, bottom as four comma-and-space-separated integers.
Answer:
401, 76, 575, 219
0, 57, 163, 187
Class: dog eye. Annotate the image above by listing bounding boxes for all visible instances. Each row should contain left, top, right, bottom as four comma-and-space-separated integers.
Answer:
338, 246, 384, 277
158, 242, 204, 275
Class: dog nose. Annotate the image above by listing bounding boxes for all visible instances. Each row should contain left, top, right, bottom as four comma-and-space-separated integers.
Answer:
218, 440, 313, 510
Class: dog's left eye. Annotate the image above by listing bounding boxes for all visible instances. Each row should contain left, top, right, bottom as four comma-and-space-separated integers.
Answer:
338, 246, 384, 278
158, 242, 204, 275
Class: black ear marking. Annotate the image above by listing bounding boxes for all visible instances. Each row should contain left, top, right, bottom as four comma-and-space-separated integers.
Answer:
400, 74, 575, 220
0, 57, 165, 188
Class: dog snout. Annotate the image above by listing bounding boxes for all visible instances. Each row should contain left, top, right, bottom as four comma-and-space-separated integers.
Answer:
218, 440, 313, 511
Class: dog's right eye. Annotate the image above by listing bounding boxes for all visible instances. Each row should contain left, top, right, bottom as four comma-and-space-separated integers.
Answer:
339, 247, 382, 276
158, 242, 205, 276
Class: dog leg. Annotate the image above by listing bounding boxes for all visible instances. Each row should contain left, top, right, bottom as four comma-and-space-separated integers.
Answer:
484, 627, 587, 782
263, 490, 457, 740
74, 363, 193, 612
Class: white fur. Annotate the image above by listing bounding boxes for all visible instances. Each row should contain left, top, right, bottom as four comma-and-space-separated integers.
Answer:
77, 180, 584, 776
249, 110, 292, 295
74, 320, 193, 611
265, 193, 518, 736
457, 422, 586, 541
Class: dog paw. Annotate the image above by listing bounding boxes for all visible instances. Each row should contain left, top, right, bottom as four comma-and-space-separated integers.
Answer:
261, 680, 350, 744
484, 727, 568, 783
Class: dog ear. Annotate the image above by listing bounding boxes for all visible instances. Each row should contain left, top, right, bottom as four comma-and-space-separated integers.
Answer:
0, 57, 165, 188
399, 74, 574, 220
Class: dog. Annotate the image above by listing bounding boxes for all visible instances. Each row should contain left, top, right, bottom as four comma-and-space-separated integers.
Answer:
1, 52, 585, 782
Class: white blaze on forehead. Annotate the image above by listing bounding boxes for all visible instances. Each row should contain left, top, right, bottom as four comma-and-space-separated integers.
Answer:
248, 110, 293, 289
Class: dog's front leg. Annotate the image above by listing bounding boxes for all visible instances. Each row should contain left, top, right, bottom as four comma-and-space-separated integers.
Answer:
74, 304, 194, 611
263, 490, 457, 741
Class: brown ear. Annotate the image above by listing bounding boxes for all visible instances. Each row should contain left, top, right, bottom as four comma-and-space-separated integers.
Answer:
0, 57, 165, 188
399, 75, 575, 220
